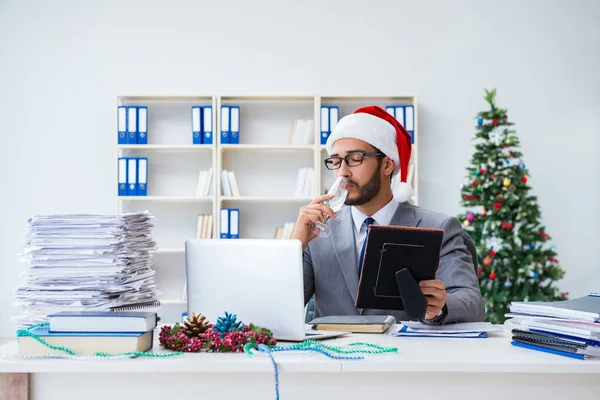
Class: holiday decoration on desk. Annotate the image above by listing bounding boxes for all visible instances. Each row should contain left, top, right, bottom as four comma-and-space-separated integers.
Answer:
159, 311, 276, 353
457, 88, 566, 324
244, 340, 399, 400
213, 311, 243, 337
181, 312, 210, 338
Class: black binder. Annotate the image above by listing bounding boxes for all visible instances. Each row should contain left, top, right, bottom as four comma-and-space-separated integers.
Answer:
355, 225, 444, 321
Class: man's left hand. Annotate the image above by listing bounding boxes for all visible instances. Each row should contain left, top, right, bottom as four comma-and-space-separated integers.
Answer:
419, 279, 447, 320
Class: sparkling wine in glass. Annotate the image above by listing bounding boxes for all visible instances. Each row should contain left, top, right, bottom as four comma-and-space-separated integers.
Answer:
309, 176, 350, 238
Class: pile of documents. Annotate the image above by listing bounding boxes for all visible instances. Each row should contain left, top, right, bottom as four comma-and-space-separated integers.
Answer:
392, 321, 501, 338
505, 293, 600, 359
15, 212, 160, 327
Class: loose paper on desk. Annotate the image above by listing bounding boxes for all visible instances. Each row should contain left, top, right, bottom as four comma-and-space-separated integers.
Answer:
392, 321, 502, 338
14, 212, 159, 327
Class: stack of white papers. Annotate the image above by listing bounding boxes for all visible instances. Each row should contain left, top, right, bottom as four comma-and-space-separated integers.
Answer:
14, 212, 159, 327
392, 321, 502, 338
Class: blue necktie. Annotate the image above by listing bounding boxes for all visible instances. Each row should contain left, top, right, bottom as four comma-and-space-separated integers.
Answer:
358, 217, 375, 276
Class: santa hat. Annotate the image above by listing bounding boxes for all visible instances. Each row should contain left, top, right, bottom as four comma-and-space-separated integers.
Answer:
325, 105, 413, 202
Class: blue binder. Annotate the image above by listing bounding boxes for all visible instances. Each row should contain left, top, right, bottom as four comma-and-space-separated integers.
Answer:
137, 106, 148, 144
220, 208, 230, 238
118, 106, 128, 144
385, 106, 395, 118
192, 106, 202, 145
229, 106, 240, 144
220, 106, 230, 144
404, 105, 414, 144
320, 106, 330, 145
118, 158, 128, 196
127, 106, 138, 144
329, 106, 339, 137
228, 208, 239, 239
203, 106, 213, 145
137, 158, 148, 196
127, 158, 137, 196
511, 341, 585, 360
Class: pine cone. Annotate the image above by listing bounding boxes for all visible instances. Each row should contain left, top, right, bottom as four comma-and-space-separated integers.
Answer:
181, 313, 210, 338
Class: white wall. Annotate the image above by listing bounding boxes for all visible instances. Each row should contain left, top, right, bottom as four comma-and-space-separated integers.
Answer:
1, 0, 598, 336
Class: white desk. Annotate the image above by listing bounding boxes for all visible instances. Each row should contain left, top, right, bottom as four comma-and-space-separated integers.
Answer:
1, 328, 600, 400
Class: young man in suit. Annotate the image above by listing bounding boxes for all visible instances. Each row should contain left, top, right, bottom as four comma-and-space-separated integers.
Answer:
292, 106, 485, 324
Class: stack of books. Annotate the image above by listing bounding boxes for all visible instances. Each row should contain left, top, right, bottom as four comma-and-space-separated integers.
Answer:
18, 311, 157, 355
505, 293, 600, 359
15, 212, 160, 328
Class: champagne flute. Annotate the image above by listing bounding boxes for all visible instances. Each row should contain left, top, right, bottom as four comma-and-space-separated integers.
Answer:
309, 176, 350, 238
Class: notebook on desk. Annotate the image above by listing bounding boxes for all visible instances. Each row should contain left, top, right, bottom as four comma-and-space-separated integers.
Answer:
509, 294, 600, 322
308, 315, 396, 333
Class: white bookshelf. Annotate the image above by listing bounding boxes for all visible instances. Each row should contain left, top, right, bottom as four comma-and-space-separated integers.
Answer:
116, 95, 418, 323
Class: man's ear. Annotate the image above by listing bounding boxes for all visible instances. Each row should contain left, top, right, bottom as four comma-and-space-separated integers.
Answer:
383, 156, 395, 177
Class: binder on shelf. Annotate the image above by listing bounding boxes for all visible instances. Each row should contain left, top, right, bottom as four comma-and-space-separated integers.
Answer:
192, 106, 202, 145
320, 106, 329, 145
220, 105, 230, 144
118, 158, 128, 196
404, 105, 414, 144
203, 106, 213, 144
137, 106, 148, 144
220, 208, 230, 239
385, 106, 395, 117
230, 106, 240, 144
329, 106, 339, 135
127, 106, 138, 144
137, 158, 148, 196
118, 106, 127, 144
229, 208, 239, 239
127, 158, 137, 196
394, 106, 405, 128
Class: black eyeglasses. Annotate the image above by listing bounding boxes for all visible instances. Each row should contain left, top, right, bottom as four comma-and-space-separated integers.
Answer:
324, 152, 384, 170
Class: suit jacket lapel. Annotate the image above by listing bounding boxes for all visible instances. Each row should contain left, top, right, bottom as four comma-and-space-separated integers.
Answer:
330, 207, 359, 305
390, 202, 422, 228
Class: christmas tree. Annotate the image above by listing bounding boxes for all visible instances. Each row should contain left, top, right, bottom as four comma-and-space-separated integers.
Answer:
457, 88, 568, 324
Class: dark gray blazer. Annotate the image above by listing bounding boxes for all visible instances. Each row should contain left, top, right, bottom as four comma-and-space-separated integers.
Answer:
303, 202, 485, 324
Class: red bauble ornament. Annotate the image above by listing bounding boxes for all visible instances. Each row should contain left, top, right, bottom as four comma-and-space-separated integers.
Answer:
471, 182, 479, 188
521, 176, 528, 183
489, 271, 497, 280
492, 118, 499, 126
483, 257, 492, 266
480, 169, 487, 175
540, 231, 548, 238
489, 250, 497, 258
501, 221, 514, 230
477, 268, 483, 275
493, 203, 502, 210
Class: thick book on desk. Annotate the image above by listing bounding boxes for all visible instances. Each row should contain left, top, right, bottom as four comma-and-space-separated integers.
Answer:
308, 315, 396, 333
48, 311, 157, 333
17, 327, 154, 355
356, 225, 443, 311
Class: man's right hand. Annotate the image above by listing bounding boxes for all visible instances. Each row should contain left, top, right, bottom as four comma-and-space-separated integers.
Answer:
291, 193, 336, 250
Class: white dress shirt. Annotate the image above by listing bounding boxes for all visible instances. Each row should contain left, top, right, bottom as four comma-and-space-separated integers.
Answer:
351, 198, 399, 264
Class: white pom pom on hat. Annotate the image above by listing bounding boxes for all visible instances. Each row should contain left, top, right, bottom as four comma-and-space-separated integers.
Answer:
325, 105, 414, 202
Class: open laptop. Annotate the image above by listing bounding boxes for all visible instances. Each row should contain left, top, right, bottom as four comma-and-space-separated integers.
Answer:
184, 238, 348, 341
